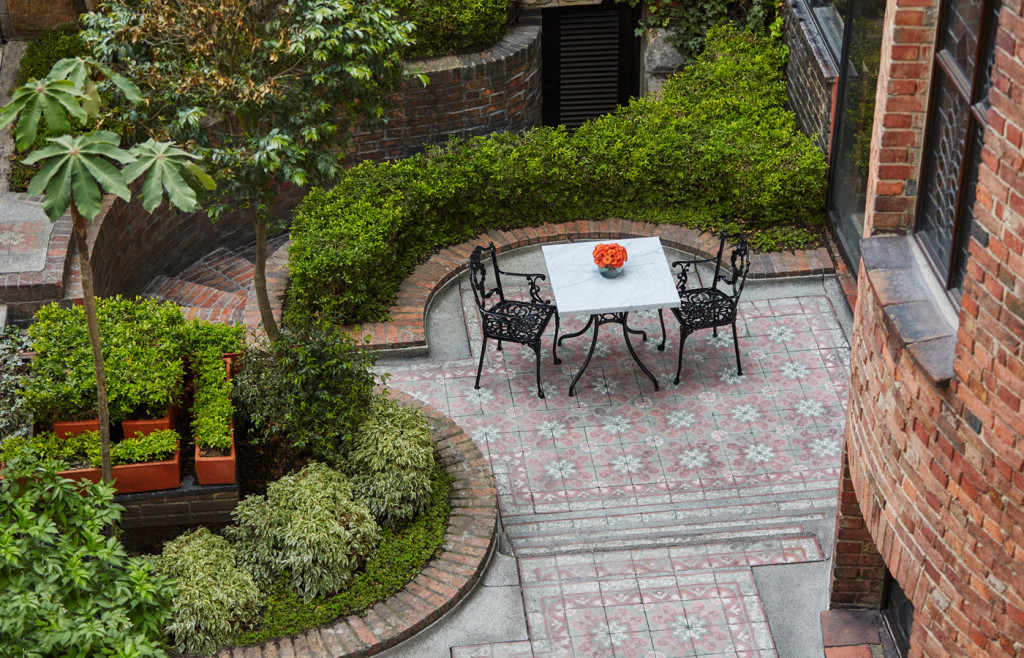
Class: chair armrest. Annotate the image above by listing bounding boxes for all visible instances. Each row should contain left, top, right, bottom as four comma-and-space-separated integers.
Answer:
495, 269, 551, 305
669, 259, 708, 291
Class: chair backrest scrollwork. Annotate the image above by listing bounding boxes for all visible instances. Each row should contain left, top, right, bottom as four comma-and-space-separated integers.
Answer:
469, 243, 504, 312
713, 234, 750, 300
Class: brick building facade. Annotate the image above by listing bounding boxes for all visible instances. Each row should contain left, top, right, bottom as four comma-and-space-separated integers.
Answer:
829, 0, 1024, 654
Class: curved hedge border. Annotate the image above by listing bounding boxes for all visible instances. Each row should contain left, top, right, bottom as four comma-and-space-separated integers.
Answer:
226, 390, 497, 657
342, 219, 834, 354
285, 27, 828, 330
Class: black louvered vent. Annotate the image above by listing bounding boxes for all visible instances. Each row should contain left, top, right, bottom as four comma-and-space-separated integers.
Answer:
541, 1, 639, 128
559, 9, 620, 128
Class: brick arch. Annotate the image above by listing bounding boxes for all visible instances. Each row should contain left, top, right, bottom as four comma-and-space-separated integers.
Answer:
343, 218, 835, 353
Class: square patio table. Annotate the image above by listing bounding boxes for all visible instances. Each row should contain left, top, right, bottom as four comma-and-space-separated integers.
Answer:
542, 237, 681, 396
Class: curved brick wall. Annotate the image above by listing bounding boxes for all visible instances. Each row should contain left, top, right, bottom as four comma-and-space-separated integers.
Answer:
830, 0, 1024, 653
346, 21, 542, 163
71, 22, 541, 306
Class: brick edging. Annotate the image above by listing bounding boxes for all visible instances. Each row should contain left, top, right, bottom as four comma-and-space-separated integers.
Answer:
228, 391, 497, 658
0, 210, 73, 322
342, 219, 835, 352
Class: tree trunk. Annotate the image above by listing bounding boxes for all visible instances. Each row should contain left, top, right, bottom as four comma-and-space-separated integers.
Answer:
253, 213, 282, 342
71, 204, 113, 483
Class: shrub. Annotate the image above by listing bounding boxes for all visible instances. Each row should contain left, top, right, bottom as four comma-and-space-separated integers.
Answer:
233, 325, 377, 466
191, 347, 234, 454
285, 27, 826, 328
224, 462, 380, 601
0, 455, 174, 656
386, 0, 508, 59
23, 298, 186, 424
232, 460, 451, 645
156, 528, 261, 655
0, 327, 31, 441
347, 397, 436, 526
1, 429, 180, 469
15, 24, 88, 85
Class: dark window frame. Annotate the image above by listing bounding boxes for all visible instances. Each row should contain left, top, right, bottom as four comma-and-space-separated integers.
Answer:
914, 0, 1001, 302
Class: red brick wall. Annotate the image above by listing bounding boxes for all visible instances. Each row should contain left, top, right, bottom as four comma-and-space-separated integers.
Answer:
72, 24, 540, 303
863, 0, 939, 234
345, 22, 541, 164
834, 0, 1024, 655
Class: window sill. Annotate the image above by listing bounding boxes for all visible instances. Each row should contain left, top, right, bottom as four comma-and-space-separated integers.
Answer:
860, 235, 957, 387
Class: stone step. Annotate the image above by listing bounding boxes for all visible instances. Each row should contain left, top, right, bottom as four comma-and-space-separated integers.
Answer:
450, 641, 534, 658
145, 275, 247, 325
177, 247, 255, 293
502, 487, 836, 557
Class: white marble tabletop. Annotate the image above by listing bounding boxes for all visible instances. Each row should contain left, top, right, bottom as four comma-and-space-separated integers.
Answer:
542, 237, 681, 315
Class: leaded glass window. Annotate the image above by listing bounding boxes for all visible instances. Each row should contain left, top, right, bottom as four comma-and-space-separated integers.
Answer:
915, 0, 1001, 298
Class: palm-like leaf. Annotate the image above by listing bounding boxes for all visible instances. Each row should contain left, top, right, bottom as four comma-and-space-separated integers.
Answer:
22, 132, 136, 221
0, 77, 87, 150
125, 140, 216, 212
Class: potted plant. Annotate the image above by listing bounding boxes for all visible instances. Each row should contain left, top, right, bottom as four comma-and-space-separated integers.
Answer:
1, 428, 182, 494
22, 299, 186, 437
192, 347, 236, 485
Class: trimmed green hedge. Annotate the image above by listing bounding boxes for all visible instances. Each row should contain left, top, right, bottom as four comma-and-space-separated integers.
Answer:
285, 26, 827, 327
386, 0, 507, 60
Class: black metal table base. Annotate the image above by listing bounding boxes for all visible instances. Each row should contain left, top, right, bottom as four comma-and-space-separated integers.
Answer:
557, 312, 660, 396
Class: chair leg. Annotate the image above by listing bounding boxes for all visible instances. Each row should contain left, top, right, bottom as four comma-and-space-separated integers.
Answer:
732, 321, 742, 376
496, 340, 503, 351
552, 313, 562, 364
657, 309, 667, 351
532, 343, 545, 399
674, 331, 689, 385
475, 337, 488, 390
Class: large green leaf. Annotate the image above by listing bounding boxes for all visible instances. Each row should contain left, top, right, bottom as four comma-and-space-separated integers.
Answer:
124, 140, 215, 212
22, 133, 135, 221
0, 78, 87, 150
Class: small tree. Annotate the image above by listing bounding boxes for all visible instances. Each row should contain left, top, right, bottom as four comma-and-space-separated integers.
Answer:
84, 0, 420, 342
0, 58, 213, 482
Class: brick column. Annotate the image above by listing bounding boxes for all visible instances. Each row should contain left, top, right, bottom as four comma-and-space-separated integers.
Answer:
863, 0, 941, 235
829, 444, 886, 608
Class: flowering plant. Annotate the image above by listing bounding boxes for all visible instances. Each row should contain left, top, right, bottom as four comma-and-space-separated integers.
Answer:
593, 243, 628, 269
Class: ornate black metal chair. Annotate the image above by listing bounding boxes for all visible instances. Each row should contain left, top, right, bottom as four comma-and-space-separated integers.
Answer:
469, 243, 561, 398
657, 233, 751, 384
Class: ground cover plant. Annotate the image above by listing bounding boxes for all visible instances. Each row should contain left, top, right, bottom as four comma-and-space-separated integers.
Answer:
0, 327, 31, 441
286, 26, 827, 327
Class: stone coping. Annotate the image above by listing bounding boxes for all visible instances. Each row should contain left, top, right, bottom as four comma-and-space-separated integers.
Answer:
222, 390, 497, 658
343, 219, 835, 354
859, 235, 956, 386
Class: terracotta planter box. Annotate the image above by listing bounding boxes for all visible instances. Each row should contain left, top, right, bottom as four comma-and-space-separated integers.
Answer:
53, 418, 101, 439
194, 428, 236, 485
122, 406, 178, 438
59, 441, 182, 494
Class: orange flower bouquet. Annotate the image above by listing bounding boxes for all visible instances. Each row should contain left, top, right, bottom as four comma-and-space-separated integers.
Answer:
593, 243, 628, 278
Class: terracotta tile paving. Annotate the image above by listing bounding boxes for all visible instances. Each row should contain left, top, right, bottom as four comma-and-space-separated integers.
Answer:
388, 282, 849, 657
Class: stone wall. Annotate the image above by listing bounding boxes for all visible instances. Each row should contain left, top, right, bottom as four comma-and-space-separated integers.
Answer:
831, 0, 1024, 654
782, 0, 839, 154
345, 22, 542, 163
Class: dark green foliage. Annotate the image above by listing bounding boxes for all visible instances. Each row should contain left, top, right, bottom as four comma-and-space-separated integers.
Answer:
224, 463, 380, 601
347, 397, 436, 526
15, 24, 88, 85
156, 528, 261, 655
22, 298, 186, 423
0, 327, 31, 441
232, 461, 451, 645
616, 0, 776, 62
1, 428, 179, 468
385, 0, 508, 59
286, 27, 826, 327
0, 455, 174, 656
233, 326, 378, 466
191, 348, 234, 454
